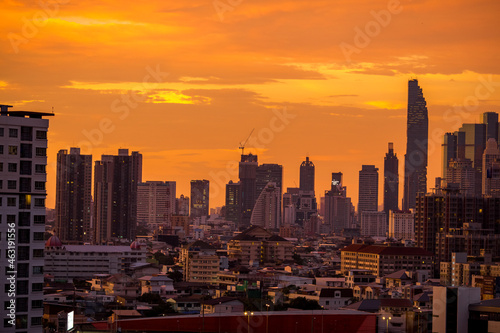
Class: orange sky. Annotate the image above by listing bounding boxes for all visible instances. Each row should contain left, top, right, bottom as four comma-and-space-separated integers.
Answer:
1, 0, 500, 210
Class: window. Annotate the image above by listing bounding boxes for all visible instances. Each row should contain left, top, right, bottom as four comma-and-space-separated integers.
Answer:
33, 215, 45, 225
32, 249, 43, 258
18, 247, 29, 260
20, 144, 32, 158
16, 298, 28, 312
31, 300, 43, 309
18, 212, 30, 227
7, 198, 16, 207
35, 131, 47, 140
17, 281, 29, 295
19, 195, 30, 209
33, 266, 43, 275
18, 229, 30, 243
0, 128, 3, 137
32, 283, 43, 292
31, 317, 42, 326
33, 232, 44, 241
20, 161, 31, 175
0, 145, 3, 154
0, 163, 3, 171
35, 147, 46, 157
34, 181, 45, 191
8, 163, 17, 172
4, 318, 13, 328
17, 263, 29, 278
8, 146, 17, 155
20, 127, 32, 141
7, 180, 16, 190
35, 164, 45, 173
20, 178, 31, 192
7, 215, 15, 224
15, 315, 27, 329
34, 198, 45, 207
9, 128, 18, 138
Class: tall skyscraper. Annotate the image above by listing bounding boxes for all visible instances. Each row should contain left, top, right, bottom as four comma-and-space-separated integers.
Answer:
324, 172, 353, 233
137, 181, 176, 228
0, 104, 52, 332
239, 153, 258, 226
55, 147, 92, 243
403, 79, 429, 210
458, 123, 486, 196
94, 149, 142, 244
190, 179, 209, 218
482, 111, 499, 143
358, 165, 379, 214
250, 182, 281, 230
299, 156, 315, 193
483, 138, 500, 196
176, 194, 189, 216
383, 142, 399, 216
446, 158, 476, 196
256, 163, 282, 221
225, 180, 241, 224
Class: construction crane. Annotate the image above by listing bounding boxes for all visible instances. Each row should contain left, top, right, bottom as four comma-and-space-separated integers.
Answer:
239, 128, 255, 156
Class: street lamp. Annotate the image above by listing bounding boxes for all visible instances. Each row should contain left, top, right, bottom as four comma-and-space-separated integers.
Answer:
244, 311, 254, 333
265, 304, 270, 333
382, 316, 392, 333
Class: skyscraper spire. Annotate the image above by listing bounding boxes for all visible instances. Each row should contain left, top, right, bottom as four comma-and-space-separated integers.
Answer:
403, 79, 429, 210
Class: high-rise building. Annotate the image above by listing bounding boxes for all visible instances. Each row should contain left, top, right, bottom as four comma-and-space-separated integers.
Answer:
458, 123, 486, 196
137, 181, 176, 229
324, 173, 353, 233
239, 154, 258, 226
94, 149, 142, 244
403, 79, 429, 210
388, 210, 414, 239
358, 165, 379, 214
55, 147, 92, 243
360, 211, 387, 237
481, 111, 499, 143
482, 138, 500, 196
299, 156, 315, 193
442, 131, 466, 179
0, 104, 53, 332
295, 190, 317, 226
256, 163, 282, 222
446, 158, 476, 196
225, 180, 241, 224
383, 143, 399, 217
176, 194, 189, 216
190, 179, 209, 218
250, 182, 281, 230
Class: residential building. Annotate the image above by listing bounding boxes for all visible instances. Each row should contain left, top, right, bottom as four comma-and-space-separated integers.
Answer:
340, 243, 433, 277
137, 181, 176, 229
94, 149, 142, 243
358, 165, 379, 214
225, 180, 241, 224
190, 179, 209, 218
250, 182, 281, 230
227, 226, 293, 266
239, 153, 258, 226
181, 240, 219, 283
0, 105, 52, 332
360, 211, 387, 237
55, 147, 92, 243
176, 194, 189, 216
388, 210, 414, 239
483, 138, 500, 196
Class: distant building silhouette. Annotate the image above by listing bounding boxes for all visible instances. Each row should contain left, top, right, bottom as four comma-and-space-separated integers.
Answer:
94, 149, 142, 244
403, 79, 428, 210
190, 180, 209, 218
239, 154, 258, 227
358, 165, 379, 214
176, 194, 189, 216
300, 156, 315, 193
250, 182, 281, 230
256, 163, 282, 222
225, 180, 241, 224
483, 138, 500, 196
383, 143, 399, 217
56, 147, 92, 243
137, 181, 176, 229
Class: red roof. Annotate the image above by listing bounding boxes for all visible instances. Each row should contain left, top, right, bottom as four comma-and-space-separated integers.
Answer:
341, 244, 433, 257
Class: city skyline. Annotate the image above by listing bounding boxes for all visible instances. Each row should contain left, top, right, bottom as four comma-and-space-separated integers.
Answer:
1, 1, 499, 210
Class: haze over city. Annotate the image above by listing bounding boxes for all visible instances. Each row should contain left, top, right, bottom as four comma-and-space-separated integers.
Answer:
1, 0, 500, 209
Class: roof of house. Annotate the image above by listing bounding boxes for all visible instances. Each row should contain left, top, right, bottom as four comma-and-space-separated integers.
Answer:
341, 244, 433, 257
413, 292, 431, 303
184, 240, 215, 250
384, 270, 411, 280
344, 299, 412, 312
203, 297, 242, 306
112, 310, 141, 317
469, 299, 500, 313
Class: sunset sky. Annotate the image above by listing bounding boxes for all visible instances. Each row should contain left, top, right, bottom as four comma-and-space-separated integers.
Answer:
1, 0, 500, 210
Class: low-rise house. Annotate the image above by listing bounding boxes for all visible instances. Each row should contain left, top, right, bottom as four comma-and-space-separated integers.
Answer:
202, 297, 244, 314
139, 274, 175, 297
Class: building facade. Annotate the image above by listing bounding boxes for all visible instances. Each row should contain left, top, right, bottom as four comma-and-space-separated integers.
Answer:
190, 179, 210, 218
137, 181, 176, 229
0, 105, 51, 332
358, 165, 379, 214
388, 210, 414, 239
55, 147, 92, 243
299, 156, 315, 192
384, 143, 399, 217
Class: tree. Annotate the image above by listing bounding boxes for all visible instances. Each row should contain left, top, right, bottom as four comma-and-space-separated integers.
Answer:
288, 297, 322, 310
167, 270, 183, 282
